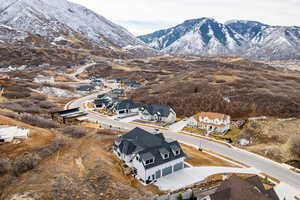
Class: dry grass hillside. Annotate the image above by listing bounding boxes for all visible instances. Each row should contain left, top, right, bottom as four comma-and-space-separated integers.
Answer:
0, 94, 157, 200
86, 56, 300, 119
0, 44, 126, 67
240, 118, 300, 166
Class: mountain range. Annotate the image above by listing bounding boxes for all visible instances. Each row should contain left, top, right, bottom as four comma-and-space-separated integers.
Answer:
0, 0, 160, 58
139, 18, 300, 60
0, 0, 299, 61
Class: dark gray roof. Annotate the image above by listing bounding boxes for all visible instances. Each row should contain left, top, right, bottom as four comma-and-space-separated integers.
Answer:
142, 104, 174, 117
51, 108, 87, 119
110, 88, 125, 95
52, 108, 80, 115
158, 147, 169, 155
115, 127, 185, 169
76, 85, 95, 91
117, 128, 165, 155
140, 152, 154, 161
94, 98, 111, 107
125, 81, 141, 88
139, 140, 185, 169
211, 175, 279, 200
97, 94, 107, 99
114, 99, 141, 111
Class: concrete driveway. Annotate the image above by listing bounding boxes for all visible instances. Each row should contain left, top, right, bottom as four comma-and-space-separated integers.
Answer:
169, 119, 189, 132
155, 166, 261, 191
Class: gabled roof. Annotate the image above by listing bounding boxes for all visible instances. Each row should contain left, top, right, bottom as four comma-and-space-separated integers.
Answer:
125, 81, 141, 88
193, 112, 230, 121
211, 175, 279, 200
118, 128, 165, 152
116, 128, 185, 169
142, 104, 174, 117
76, 85, 95, 91
52, 107, 81, 115
138, 140, 185, 169
110, 88, 125, 94
114, 99, 141, 111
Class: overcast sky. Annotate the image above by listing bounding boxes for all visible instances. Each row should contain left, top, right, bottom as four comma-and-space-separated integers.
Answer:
69, 0, 300, 35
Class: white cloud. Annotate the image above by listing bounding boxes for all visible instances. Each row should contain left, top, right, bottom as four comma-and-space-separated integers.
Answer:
69, 0, 300, 35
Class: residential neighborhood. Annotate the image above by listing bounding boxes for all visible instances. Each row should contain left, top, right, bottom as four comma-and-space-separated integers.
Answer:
93, 91, 176, 124
0, 0, 299, 199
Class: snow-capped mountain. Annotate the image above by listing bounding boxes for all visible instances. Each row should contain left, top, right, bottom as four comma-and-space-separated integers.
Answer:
139, 18, 300, 60
0, 24, 29, 43
0, 0, 144, 48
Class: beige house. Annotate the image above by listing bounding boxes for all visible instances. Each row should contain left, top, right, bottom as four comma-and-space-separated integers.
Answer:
188, 112, 230, 133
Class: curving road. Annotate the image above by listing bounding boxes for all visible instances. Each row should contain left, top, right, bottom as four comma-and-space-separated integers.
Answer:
68, 92, 300, 191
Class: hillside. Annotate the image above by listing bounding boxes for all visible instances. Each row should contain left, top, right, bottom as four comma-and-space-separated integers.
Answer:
139, 18, 300, 60
85, 56, 300, 119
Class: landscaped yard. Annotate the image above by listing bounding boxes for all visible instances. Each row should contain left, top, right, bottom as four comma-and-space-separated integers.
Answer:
212, 127, 242, 141
181, 144, 239, 167
183, 127, 206, 135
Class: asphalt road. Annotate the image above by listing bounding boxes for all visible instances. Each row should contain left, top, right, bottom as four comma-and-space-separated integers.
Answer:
69, 92, 300, 191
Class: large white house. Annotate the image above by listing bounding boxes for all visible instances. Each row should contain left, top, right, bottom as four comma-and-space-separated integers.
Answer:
139, 104, 176, 123
113, 128, 186, 184
188, 112, 231, 133
0, 126, 30, 142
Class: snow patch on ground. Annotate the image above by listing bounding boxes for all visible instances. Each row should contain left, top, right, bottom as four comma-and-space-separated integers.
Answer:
32, 87, 80, 98
155, 166, 260, 191
33, 75, 55, 84
54, 36, 72, 42
0, 65, 28, 72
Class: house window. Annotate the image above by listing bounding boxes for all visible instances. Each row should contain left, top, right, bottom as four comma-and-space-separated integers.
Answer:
163, 153, 169, 159
145, 158, 154, 165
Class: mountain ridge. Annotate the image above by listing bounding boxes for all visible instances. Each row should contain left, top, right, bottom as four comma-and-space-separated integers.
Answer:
138, 17, 300, 60
0, 0, 145, 48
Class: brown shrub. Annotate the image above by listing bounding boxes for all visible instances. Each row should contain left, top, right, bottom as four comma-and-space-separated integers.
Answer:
62, 126, 87, 138
3, 91, 31, 99
17, 113, 59, 129
0, 155, 11, 175
12, 152, 41, 176
33, 139, 65, 158
31, 95, 47, 101
0, 100, 41, 113
288, 135, 300, 157
22, 114, 58, 128
39, 101, 56, 109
